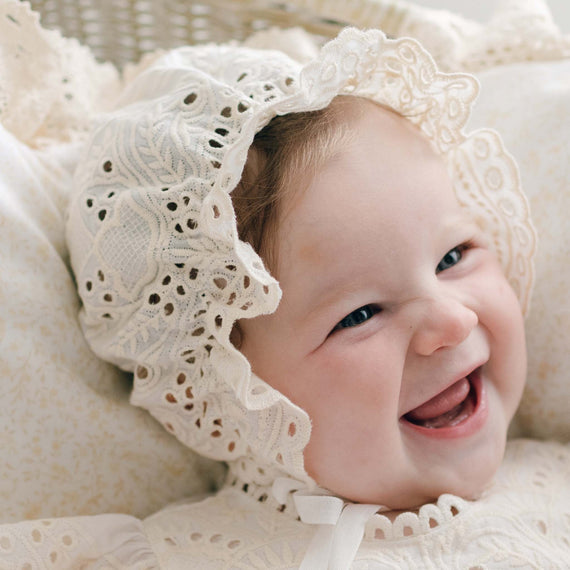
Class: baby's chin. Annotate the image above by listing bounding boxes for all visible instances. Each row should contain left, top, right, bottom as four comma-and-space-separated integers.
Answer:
378, 425, 510, 509
335, 464, 500, 512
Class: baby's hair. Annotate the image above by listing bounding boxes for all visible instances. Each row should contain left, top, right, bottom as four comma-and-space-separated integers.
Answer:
230, 97, 398, 348
232, 95, 364, 272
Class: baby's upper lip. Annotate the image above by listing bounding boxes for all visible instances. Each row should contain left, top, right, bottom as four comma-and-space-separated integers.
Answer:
401, 359, 486, 419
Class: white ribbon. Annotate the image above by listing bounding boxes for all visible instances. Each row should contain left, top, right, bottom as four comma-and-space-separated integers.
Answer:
272, 478, 383, 570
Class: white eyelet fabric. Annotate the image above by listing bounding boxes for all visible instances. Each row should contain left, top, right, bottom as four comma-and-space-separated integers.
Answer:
66, 27, 536, 489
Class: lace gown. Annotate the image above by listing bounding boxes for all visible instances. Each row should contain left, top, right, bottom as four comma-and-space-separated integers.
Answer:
1, 440, 569, 568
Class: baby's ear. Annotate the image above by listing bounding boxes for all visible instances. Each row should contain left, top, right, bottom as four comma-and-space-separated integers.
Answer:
230, 322, 244, 349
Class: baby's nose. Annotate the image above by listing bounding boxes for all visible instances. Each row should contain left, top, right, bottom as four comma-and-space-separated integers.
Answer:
411, 296, 478, 355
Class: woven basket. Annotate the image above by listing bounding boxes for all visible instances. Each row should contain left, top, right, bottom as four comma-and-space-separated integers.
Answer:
28, 0, 413, 67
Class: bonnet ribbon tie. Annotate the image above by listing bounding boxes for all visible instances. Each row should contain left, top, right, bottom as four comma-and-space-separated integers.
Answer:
272, 478, 383, 570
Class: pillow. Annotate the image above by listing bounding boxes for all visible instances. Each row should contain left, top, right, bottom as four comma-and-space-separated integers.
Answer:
0, 124, 224, 524
468, 59, 570, 441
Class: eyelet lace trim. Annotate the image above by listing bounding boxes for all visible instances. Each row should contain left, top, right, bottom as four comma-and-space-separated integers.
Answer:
228, 471, 469, 541
228, 474, 299, 516
364, 494, 468, 541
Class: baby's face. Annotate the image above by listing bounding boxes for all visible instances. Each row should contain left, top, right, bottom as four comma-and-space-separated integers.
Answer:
239, 103, 526, 509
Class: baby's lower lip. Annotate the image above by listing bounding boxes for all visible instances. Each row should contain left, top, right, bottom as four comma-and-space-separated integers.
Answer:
401, 369, 488, 439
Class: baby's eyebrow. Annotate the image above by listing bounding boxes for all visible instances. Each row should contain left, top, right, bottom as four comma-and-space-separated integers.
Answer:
293, 275, 366, 325
443, 214, 482, 236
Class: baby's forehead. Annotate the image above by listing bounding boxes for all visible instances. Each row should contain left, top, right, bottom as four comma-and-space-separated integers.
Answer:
291, 104, 451, 201
274, 133, 472, 283
279, 99, 446, 212
337, 98, 437, 154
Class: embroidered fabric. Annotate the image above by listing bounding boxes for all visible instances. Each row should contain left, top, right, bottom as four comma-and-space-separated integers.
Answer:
0, 0, 119, 147
140, 439, 570, 568
2, 440, 567, 568
0, 514, 158, 569
66, 28, 537, 499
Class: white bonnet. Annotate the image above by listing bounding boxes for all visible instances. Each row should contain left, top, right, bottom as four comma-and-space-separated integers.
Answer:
66, 28, 536, 488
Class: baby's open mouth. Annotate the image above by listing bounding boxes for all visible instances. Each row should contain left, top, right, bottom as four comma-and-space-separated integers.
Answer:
404, 371, 478, 429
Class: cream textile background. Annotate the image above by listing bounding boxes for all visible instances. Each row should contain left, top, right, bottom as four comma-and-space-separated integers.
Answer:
414, 0, 570, 32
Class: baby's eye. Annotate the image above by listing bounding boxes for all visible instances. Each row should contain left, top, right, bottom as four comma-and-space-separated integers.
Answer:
436, 245, 465, 273
333, 305, 378, 332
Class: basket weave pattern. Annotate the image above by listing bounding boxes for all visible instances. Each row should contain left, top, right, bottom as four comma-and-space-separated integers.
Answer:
28, 0, 408, 66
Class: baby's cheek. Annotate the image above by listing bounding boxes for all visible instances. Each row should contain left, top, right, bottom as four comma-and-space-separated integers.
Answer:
491, 272, 525, 341
317, 338, 402, 405
478, 266, 527, 414
470, 259, 523, 326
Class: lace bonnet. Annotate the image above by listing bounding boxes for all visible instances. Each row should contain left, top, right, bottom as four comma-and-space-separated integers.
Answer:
66, 28, 536, 490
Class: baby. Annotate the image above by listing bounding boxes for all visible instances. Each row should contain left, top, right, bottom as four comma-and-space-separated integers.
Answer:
59, 27, 556, 569
234, 95, 527, 510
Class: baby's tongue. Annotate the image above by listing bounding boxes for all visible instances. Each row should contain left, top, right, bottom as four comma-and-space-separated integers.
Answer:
406, 378, 470, 427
